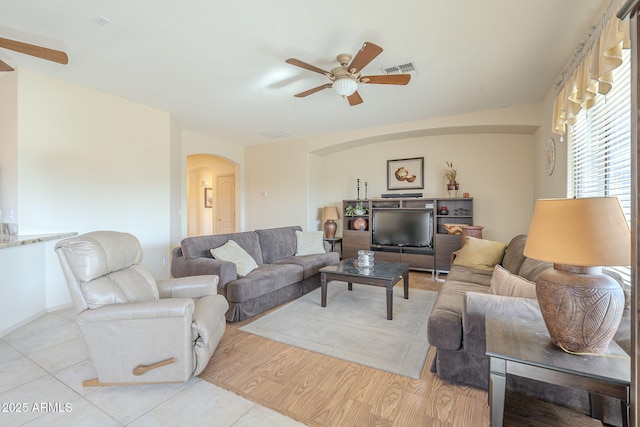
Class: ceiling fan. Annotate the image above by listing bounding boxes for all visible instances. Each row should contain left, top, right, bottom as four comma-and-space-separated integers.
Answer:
0, 37, 68, 72
286, 41, 410, 106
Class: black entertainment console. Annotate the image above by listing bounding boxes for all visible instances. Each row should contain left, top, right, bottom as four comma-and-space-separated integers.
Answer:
342, 197, 474, 272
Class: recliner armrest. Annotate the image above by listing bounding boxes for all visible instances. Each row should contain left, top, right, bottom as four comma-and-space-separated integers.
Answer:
157, 275, 219, 299
77, 298, 195, 323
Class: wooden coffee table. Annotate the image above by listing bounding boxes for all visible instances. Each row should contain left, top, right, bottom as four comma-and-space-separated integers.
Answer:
319, 259, 410, 320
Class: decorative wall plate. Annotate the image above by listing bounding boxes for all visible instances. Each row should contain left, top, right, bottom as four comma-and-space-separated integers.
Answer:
545, 138, 556, 175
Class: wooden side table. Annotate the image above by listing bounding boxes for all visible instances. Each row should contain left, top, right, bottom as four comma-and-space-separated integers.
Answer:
323, 237, 342, 258
486, 314, 630, 427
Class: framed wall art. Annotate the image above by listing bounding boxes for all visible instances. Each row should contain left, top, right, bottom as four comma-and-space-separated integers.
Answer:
387, 157, 424, 190
204, 187, 213, 208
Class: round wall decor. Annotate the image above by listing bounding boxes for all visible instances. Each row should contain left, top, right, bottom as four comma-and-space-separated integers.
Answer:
545, 137, 556, 175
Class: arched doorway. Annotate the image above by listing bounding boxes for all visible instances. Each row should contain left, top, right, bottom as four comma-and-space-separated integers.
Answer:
186, 154, 236, 236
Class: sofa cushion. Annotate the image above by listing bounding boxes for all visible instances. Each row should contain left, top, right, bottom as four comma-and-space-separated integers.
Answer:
517, 257, 552, 282
273, 251, 340, 279
501, 235, 528, 274
225, 263, 304, 302
452, 236, 507, 272
255, 226, 301, 263
295, 230, 326, 255
210, 240, 259, 277
445, 265, 493, 287
489, 265, 537, 299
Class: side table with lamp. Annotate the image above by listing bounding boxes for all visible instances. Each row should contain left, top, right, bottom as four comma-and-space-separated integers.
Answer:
486, 196, 632, 426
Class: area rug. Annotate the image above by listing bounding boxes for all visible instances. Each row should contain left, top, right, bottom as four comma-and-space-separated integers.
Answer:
239, 283, 437, 379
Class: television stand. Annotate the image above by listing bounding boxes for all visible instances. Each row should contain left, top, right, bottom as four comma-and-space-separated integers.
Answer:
342, 197, 474, 273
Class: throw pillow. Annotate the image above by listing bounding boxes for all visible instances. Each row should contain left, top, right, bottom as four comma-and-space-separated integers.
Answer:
210, 240, 258, 277
295, 230, 325, 256
489, 265, 538, 299
452, 236, 507, 272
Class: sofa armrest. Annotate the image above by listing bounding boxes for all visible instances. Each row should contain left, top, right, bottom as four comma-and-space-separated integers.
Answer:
450, 250, 460, 267
156, 275, 219, 299
463, 292, 542, 340
77, 298, 195, 323
171, 247, 237, 289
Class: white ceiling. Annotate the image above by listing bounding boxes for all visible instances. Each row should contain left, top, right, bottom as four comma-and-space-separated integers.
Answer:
1, 0, 607, 146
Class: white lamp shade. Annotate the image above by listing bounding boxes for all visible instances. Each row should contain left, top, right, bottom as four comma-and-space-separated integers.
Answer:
333, 77, 357, 96
523, 197, 630, 266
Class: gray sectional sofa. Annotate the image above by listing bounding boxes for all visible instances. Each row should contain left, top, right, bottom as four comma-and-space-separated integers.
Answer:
427, 234, 631, 426
171, 225, 339, 322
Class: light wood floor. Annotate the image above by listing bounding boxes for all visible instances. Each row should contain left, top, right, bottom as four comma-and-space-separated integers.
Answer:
199, 271, 603, 427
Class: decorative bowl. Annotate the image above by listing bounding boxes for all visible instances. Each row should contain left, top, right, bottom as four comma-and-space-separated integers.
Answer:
443, 223, 467, 234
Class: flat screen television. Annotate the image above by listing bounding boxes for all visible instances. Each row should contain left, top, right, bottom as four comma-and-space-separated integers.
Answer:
372, 209, 433, 248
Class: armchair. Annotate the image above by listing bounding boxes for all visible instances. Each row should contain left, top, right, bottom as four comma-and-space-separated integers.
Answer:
55, 231, 228, 386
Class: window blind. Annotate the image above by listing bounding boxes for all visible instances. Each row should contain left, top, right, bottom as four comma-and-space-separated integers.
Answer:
568, 48, 631, 284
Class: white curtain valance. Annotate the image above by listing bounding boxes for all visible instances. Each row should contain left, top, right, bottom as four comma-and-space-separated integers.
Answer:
552, 6, 631, 135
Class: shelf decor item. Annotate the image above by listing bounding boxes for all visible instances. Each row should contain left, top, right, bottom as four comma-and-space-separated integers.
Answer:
443, 223, 467, 234
353, 217, 368, 231
357, 250, 374, 268
387, 157, 424, 190
444, 161, 459, 197
345, 202, 368, 216
523, 197, 631, 354
321, 206, 340, 238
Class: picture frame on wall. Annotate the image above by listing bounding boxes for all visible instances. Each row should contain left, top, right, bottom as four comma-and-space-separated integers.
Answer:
387, 157, 424, 190
204, 187, 213, 208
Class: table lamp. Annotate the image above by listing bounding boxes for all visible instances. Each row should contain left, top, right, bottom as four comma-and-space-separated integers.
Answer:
523, 197, 630, 354
322, 206, 340, 239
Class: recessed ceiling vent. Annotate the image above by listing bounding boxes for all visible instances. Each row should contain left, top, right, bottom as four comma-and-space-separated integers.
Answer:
258, 129, 291, 139
381, 61, 419, 76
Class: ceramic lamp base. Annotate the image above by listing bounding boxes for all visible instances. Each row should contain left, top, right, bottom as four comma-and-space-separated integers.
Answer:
324, 220, 337, 239
536, 264, 624, 354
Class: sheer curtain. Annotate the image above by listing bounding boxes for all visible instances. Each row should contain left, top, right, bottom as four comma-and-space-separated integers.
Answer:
552, 0, 631, 135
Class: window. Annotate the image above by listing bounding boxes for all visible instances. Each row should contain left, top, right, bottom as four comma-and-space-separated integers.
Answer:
568, 49, 631, 283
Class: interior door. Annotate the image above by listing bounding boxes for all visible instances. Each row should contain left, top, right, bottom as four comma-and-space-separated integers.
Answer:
216, 174, 235, 234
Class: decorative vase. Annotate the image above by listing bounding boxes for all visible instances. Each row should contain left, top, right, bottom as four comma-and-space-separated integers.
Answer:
536, 264, 625, 353
447, 182, 459, 198
357, 250, 374, 268
323, 220, 337, 239
353, 217, 368, 231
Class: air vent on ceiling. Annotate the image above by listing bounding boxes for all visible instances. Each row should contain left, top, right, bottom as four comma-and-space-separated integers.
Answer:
381, 61, 419, 76
258, 129, 292, 139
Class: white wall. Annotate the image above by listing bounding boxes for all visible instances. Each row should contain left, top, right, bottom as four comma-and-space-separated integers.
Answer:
533, 86, 569, 200
0, 71, 18, 225
17, 69, 172, 279
245, 104, 542, 243
245, 139, 311, 230
319, 133, 535, 243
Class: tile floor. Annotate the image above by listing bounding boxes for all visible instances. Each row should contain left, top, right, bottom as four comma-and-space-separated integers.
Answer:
0, 307, 306, 426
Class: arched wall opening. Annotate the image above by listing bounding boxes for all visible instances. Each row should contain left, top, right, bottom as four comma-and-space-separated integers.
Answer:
186, 154, 237, 236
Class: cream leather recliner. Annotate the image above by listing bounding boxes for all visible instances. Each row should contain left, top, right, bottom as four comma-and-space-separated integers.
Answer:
55, 231, 228, 386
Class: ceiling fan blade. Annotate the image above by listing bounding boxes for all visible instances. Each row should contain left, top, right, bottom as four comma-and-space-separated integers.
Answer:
0, 58, 14, 71
347, 42, 383, 74
347, 91, 363, 106
286, 58, 330, 76
361, 74, 411, 85
0, 37, 68, 64
294, 83, 332, 98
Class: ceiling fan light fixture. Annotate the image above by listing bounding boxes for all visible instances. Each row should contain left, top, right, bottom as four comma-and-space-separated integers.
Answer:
332, 77, 357, 97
